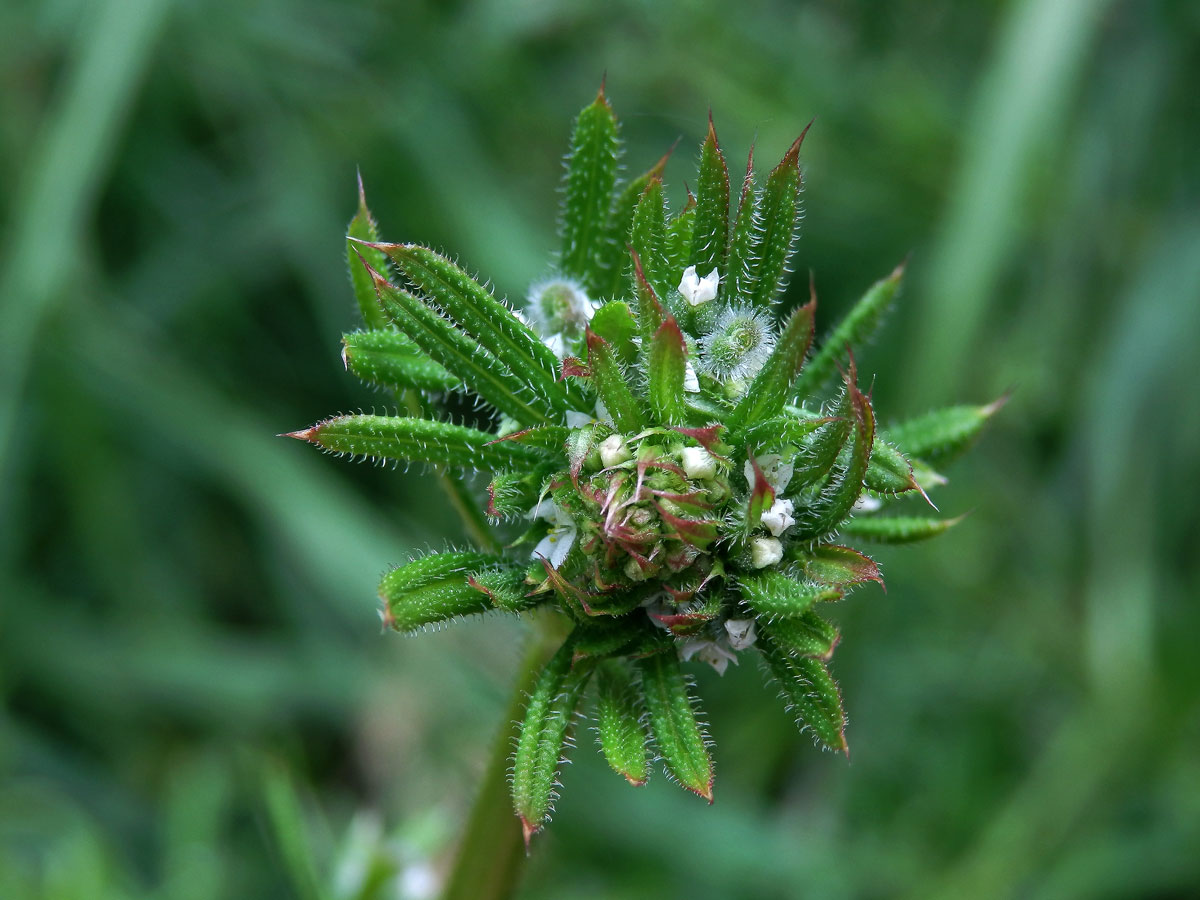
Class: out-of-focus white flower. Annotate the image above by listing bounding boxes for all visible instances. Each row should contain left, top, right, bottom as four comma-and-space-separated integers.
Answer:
724, 618, 757, 651
678, 265, 720, 307
751, 536, 783, 568
680, 637, 739, 675
761, 497, 796, 536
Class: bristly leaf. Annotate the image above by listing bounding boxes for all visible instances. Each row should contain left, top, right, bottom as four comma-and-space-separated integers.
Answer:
799, 544, 884, 589
375, 243, 576, 415
647, 317, 688, 425
589, 301, 639, 366
283, 414, 547, 471
378, 551, 505, 631
512, 637, 593, 845
560, 86, 620, 296
740, 413, 833, 453
597, 147, 672, 300
689, 116, 730, 280
347, 175, 390, 330
745, 124, 808, 310
468, 566, 538, 612
840, 514, 966, 544
363, 259, 551, 424
793, 261, 905, 399
759, 633, 848, 755
726, 298, 816, 434
723, 145, 758, 305
595, 660, 651, 786
629, 178, 676, 316
341, 329, 458, 395
738, 572, 843, 619
791, 391, 852, 488
486, 468, 553, 519
864, 439, 920, 495
663, 196, 697, 285
583, 329, 645, 433
638, 652, 714, 801
631, 248, 667, 353
886, 396, 1007, 463
763, 611, 840, 660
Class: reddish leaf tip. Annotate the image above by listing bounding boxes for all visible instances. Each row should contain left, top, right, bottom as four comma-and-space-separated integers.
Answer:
520, 816, 540, 852
279, 428, 316, 442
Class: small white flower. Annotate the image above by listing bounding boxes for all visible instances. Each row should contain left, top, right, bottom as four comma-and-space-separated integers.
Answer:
760, 497, 796, 536
750, 536, 784, 568
724, 618, 757, 651
680, 638, 739, 676
529, 499, 577, 569
680, 446, 717, 480
743, 453, 795, 494
683, 361, 701, 393
599, 434, 632, 467
678, 265, 720, 307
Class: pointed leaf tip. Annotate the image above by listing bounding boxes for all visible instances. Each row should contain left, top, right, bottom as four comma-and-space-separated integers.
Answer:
280, 427, 316, 442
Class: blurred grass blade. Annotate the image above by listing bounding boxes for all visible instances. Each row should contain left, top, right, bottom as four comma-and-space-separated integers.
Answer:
260, 759, 331, 900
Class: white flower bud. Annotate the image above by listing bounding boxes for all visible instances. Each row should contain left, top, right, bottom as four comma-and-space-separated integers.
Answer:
599, 434, 632, 467
678, 265, 720, 307
724, 618, 757, 650
750, 536, 784, 568
680, 446, 717, 480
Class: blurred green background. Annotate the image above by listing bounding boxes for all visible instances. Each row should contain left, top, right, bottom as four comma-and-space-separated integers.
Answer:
2, 0, 1198, 897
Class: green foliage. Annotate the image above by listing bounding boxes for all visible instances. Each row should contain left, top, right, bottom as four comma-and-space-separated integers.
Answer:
594, 661, 651, 786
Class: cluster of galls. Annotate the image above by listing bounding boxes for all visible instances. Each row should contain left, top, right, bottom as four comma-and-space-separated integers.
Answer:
285, 85, 998, 844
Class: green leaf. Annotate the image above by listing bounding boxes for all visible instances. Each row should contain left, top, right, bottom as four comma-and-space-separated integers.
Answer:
571, 617, 646, 660
487, 424, 569, 455
595, 661, 650, 786
647, 317, 688, 425
689, 116, 730, 279
590, 300, 638, 366
341, 329, 458, 394
864, 438, 920, 495
346, 175, 390, 330
798, 544, 883, 588
362, 259, 552, 425
629, 179, 676, 316
763, 612, 840, 660
726, 298, 816, 433
839, 514, 965, 544
740, 413, 832, 452
759, 634, 848, 754
638, 652, 714, 801
377, 551, 504, 631
797, 373, 876, 538
560, 86, 621, 296
886, 396, 1007, 463
738, 572, 843, 619
468, 566, 538, 612
284, 414, 547, 471
583, 329, 645, 433
723, 147, 758, 305
512, 638, 593, 844
485, 468, 552, 519
663, 195, 697, 287
376, 243, 576, 415
631, 247, 667, 354
790, 393, 852, 488
793, 261, 905, 399
745, 125, 807, 309
596, 147, 672, 300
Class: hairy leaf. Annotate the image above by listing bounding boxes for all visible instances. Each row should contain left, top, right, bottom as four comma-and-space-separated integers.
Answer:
739, 572, 843, 619
584, 329, 645, 433
886, 396, 1006, 463
595, 661, 650, 786
647, 317, 688, 425
727, 299, 816, 433
341, 329, 458, 394
560, 86, 620, 296
689, 116, 730, 280
764, 612, 840, 660
759, 634, 848, 754
840, 514, 965, 544
746, 126, 808, 309
346, 176, 390, 330
378, 551, 504, 630
639, 652, 714, 801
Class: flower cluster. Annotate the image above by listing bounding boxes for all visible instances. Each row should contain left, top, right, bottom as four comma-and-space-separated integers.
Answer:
286, 86, 998, 844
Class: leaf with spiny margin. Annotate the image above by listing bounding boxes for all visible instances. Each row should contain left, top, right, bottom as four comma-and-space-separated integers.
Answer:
663, 195, 697, 286
727, 299, 816, 433
595, 660, 651, 786
800, 544, 883, 589
590, 301, 638, 366
759, 633, 848, 754
560, 86, 620, 295
346, 176, 390, 330
764, 612, 840, 660
638, 652, 714, 801
790, 392, 852, 488
597, 148, 672, 300
738, 572, 843, 619
864, 439, 920, 495
378, 551, 503, 630
797, 376, 876, 538
284, 414, 546, 471
886, 397, 1006, 463
583, 329, 644, 433
374, 243, 576, 415
629, 179, 676, 316
647, 317, 688, 425
364, 260, 549, 424
631, 248, 667, 355
468, 566, 538, 612
512, 637, 593, 845
572, 617, 646, 661
341, 329, 458, 394
792, 261, 905, 399
745, 126, 808, 309
840, 514, 965, 544
689, 117, 730, 280
486, 467, 553, 519
723, 147, 758, 304
740, 414, 832, 454
488, 424, 569, 455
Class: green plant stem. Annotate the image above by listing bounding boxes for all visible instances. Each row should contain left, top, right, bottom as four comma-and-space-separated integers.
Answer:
440, 614, 563, 900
